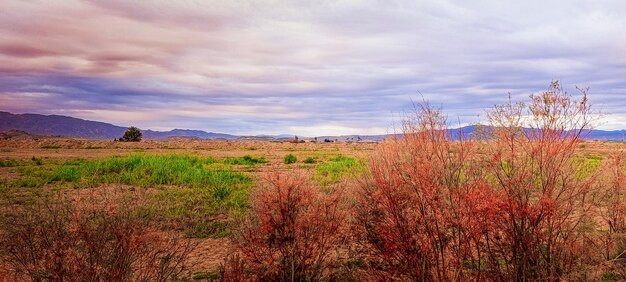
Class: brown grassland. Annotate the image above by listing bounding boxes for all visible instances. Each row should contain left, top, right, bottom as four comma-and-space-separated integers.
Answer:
1, 83, 626, 281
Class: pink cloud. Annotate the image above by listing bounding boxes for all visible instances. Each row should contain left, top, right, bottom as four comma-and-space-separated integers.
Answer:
1, 0, 625, 134
0, 44, 59, 58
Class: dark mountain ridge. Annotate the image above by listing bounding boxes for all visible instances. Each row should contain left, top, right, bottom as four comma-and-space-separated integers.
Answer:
1, 111, 624, 141
0, 111, 237, 140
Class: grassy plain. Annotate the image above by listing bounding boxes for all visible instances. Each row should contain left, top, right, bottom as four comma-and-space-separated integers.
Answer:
0, 137, 376, 277
0, 136, 623, 279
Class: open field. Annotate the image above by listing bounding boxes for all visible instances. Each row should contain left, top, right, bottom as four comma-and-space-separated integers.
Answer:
0, 138, 374, 280
1, 136, 625, 280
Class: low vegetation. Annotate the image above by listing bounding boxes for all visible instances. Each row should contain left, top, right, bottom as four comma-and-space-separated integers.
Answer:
1, 154, 254, 238
283, 153, 297, 164
223, 155, 268, 165
0, 192, 194, 281
0, 159, 18, 167
222, 172, 345, 281
315, 155, 365, 186
7, 154, 250, 189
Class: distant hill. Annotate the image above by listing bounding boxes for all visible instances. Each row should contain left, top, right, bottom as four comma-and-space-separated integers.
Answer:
583, 128, 626, 141
0, 111, 238, 140
0, 111, 624, 141
448, 125, 626, 141
313, 125, 626, 142
143, 129, 237, 140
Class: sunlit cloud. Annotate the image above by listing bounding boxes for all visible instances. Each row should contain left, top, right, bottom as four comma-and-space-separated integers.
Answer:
1, 0, 625, 134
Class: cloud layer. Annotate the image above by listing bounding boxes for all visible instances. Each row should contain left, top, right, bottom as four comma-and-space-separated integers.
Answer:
1, 0, 625, 135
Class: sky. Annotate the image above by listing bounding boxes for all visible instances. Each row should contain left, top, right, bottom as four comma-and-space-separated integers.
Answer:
1, 0, 625, 136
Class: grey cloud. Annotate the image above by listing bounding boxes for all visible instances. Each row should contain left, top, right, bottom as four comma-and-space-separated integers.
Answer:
1, 0, 625, 134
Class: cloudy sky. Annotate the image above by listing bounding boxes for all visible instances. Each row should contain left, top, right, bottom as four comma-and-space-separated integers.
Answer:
1, 0, 625, 135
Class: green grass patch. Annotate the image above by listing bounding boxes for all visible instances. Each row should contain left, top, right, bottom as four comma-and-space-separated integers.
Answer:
7, 154, 253, 191
0, 159, 19, 167
40, 145, 61, 149
84, 146, 103, 149
192, 271, 220, 281
574, 155, 602, 180
284, 154, 297, 164
303, 157, 317, 164
150, 183, 249, 238
0, 158, 41, 167
3, 154, 254, 238
223, 155, 268, 165
44, 154, 251, 190
315, 155, 365, 186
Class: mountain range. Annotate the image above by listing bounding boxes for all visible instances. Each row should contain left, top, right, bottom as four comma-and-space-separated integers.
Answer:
0, 111, 237, 140
1, 111, 625, 141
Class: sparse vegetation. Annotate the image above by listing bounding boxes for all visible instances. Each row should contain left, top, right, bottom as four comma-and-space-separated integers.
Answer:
0, 159, 18, 167
283, 153, 297, 164
30, 156, 42, 165
0, 191, 194, 281
40, 144, 61, 149
315, 155, 365, 186
1, 154, 253, 239
223, 155, 268, 165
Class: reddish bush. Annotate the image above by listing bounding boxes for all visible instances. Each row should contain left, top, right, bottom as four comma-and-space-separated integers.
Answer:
483, 81, 597, 280
354, 81, 600, 281
0, 192, 194, 282
224, 172, 345, 281
354, 102, 483, 280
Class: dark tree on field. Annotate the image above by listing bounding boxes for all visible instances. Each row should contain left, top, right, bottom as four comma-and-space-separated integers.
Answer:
120, 126, 142, 142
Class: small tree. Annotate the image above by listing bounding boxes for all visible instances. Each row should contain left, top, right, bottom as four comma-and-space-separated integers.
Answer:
120, 126, 142, 142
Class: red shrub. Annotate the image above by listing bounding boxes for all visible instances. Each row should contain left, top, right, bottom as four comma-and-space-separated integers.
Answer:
354, 81, 600, 281
0, 192, 194, 282
354, 102, 483, 280
225, 172, 345, 281
483, 81, 597, 280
